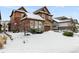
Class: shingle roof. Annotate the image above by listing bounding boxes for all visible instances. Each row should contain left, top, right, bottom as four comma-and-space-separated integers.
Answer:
17, 6, 27, 12
10, 7, 45, 21
10, 7, 27, 17
15, 10, 26, 13
33, 6, 51, 14
21, 12, 45, 21
55, 16, 69, 20
54, 16, 74, 22
54, 19, 72, 22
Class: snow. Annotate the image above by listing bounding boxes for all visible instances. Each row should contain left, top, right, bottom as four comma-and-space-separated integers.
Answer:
0, 31, 79, 53
15, 10, 26, 13
21, 12, 45, 21
54, 19, 71, 22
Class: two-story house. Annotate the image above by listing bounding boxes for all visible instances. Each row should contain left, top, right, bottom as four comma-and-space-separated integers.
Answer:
10, 7, 45, 32
10, 6, 53, 32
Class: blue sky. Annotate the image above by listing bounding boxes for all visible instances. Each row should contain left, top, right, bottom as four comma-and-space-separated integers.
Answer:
0, 6, 79, 22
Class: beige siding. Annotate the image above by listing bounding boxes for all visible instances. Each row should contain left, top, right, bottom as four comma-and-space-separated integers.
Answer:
44, 20, 52, 29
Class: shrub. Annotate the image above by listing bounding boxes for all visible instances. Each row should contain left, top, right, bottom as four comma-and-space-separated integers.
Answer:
29, 28, 43, 34
63, 31, 74, 37
0, 30, 3, 33
0, 28, 3, 33
12, 30, 17, 33
29, 29, 36, 34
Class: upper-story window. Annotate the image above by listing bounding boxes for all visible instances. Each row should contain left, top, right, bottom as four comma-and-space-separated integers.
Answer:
48, 16, 51, 20
42, 14, 45, 19
21, 13, 24, 18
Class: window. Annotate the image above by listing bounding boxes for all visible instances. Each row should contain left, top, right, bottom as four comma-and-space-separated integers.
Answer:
30, 21, 34, 28
39, 21, 42, 29
42, 14, 45, 19
48, 16, 51, 20
35, 21, 38, 29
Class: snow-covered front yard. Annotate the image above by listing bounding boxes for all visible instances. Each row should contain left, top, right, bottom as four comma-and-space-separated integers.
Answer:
0, 31, 79, 53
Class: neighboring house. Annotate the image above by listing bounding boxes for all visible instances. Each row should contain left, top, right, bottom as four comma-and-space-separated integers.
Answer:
10, 7, 45, 32
73, 19, 79, 32
53, 16, 77, 32
76, 23, 79, 32
52, 20, 58, 30
33, 6, 53, 31
10, 6, 53, 32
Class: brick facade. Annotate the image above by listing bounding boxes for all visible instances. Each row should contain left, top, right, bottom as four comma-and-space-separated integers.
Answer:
10, 7, 45, 32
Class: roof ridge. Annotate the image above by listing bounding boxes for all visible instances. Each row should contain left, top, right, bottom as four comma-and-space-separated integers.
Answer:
17, 6, 28, 12
33, 6, 50, 14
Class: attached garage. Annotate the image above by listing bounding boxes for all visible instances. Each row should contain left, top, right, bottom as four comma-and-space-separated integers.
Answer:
44, 26, 50, 31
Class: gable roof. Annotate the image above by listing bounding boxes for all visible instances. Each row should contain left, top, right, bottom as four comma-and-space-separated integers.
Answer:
55, 16, 69, 20
10, 10, 25, 17
33, 6, 51, 14
54, 19, 72, 23
17, 6, 27, 12
10, 10, 15, 17
54, 16, 74, 23
10, 7, 27, 17
21, 12, 45, 21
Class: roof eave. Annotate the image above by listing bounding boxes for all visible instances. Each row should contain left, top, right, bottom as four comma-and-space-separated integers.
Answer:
21, 17, 44, 21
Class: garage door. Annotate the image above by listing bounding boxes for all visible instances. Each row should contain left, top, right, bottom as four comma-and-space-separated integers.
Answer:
44, 26, 50, 31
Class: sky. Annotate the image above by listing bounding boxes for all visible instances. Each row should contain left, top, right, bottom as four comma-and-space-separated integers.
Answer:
0, 6, 79, 22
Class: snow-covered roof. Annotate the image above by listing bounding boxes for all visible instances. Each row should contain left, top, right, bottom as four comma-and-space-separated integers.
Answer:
11, 8, 45, 21
54, 19, 71, 22
17, 6, 27, 12
21, 12, 45, 21
15, 10, 26, 13
33, 6, 51, 14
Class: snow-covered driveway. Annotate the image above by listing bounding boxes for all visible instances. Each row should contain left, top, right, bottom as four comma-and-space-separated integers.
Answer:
0, 31, 79, 53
